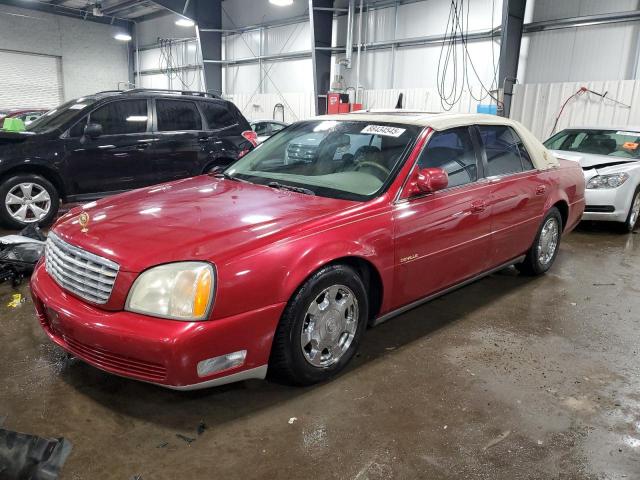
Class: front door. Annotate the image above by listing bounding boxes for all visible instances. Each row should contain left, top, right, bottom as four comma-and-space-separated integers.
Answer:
393, 127, 493, 307
63, 98, 155, 198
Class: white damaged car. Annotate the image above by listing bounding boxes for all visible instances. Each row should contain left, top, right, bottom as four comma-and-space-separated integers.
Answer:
545, 127, 640, 232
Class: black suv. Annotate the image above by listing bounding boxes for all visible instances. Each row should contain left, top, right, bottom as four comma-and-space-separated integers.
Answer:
0, 89, 257, 228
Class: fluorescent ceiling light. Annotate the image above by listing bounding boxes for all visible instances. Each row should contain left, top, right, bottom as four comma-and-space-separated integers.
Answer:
175, 18, 195, 27
114, 33, 132, 41
269, 0, 294, 6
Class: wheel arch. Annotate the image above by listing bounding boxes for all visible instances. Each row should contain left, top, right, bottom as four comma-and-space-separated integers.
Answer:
0, 164, 66, 199
279, 250, 386, 325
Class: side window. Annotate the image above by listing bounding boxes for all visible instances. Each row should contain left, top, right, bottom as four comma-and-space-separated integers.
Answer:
512, 129, 535, 170
89, 100, 148, 136
270, 123, 285, 133
156, 99, 202, 131
252, 122, 269, 136
478, 125, 525, 177
199, 101, 236, 130
417, 127, 478, 188
68, 116, 87, 137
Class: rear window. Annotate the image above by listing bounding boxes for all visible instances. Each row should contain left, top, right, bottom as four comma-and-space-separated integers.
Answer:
544, 129, 640, 159
156, 99, 202, 131
478, 125, 533, 176
200, 101, 237, 130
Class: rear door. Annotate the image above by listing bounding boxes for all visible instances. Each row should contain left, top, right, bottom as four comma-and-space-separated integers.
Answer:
475, 124, 550, 264
149, 98, 208, 182
200, 100, 250, 166
62, 98, 156, 197
393, 127, 493, 306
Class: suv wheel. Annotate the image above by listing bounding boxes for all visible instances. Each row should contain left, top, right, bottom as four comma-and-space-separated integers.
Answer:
0, 174, 59, 229
269, 264, 368, 385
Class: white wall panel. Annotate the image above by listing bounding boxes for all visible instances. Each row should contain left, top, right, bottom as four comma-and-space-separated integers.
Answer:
226, 92, 315, 123
362, 87, 486, 113
510, 80, 640, 141
521, 23, 639, 84
0, 4, 129, 104
0, 50, 63, 109
528, 0, 640, 23
264, 22, 310, 55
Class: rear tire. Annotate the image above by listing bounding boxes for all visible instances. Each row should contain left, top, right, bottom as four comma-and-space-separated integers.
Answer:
516, 207, 562, 276
0, 174, 59, 229
623, 186, 640, 233
268, 264, 368, 386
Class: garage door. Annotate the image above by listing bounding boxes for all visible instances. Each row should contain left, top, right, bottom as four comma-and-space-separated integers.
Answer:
0, 50, 63, 110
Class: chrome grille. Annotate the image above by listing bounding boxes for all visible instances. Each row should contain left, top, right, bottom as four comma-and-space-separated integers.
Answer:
45, 232, 119, 304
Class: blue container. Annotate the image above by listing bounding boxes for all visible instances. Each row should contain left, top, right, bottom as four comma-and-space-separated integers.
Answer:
476, 104, 498, 115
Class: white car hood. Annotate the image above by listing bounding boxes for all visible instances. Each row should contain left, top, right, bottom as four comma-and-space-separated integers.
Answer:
551, 150, 639, 170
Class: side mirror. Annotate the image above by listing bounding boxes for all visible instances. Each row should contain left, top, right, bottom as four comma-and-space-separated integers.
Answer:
84, 123, 103, 139
410, 167, 449, 195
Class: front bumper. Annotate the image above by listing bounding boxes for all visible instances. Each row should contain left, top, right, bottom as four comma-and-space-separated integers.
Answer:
30, 262, 285, 390
582, 182, 634, 223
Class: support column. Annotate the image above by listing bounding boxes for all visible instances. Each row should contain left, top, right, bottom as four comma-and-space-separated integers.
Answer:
150, 0, 222, 94
309, 0, 334, 115
498, 0, 527, 117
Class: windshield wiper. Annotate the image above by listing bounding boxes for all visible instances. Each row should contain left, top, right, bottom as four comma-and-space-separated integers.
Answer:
267, 181, 315, 196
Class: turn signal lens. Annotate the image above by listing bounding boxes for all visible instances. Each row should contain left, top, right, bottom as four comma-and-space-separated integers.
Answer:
193, 267, 212, 318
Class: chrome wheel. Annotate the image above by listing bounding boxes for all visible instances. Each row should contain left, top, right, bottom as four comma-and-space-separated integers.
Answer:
537, 217, 559, 266
5, 182, 52, 223
300, 284, 359, 368
629, 191, 640, 228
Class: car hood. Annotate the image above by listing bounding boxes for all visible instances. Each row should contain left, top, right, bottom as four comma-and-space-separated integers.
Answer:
0, 130, 38, 145
52, 175, 356, 272
550, 150, 640, 170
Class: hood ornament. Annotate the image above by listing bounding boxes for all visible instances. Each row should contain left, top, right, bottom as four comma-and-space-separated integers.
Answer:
79, 212, 90, 233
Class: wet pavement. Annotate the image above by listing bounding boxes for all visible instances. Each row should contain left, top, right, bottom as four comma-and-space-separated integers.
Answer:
0, 222, 639, 479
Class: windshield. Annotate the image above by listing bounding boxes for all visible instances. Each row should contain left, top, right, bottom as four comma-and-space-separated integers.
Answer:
544, 129, 640, 159
26, 97, 97, 133
225, 120, 420, 201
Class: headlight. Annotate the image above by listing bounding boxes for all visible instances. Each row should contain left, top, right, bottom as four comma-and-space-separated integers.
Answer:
586, 173, 629, 189
126, 262, 215, 321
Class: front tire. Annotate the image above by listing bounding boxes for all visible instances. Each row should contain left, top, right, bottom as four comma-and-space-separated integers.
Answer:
516, 207, 562, 276
623, 186, 640, 233
0, 174, 59, 229
268, 264, 368, 386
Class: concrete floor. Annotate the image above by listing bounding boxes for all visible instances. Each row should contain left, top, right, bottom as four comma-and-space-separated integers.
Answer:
1, 223, 639, 479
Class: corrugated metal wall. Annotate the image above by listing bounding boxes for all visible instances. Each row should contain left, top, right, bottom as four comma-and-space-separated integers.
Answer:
510, 80, 640, 141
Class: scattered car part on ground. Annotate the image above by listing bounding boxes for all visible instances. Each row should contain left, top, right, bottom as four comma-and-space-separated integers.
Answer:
0, 428, 72, 480
546, 127, 640, 231
0, 225, 46, 286
0, 88, 255, 229
30, 112, 585, 390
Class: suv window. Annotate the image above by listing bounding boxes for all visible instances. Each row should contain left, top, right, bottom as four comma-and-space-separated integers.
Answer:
478, 125, 533, 176
200, 101, 237, 130
90, 100, 148, 136
156, 99, 202, 131
417, 127, 478, 188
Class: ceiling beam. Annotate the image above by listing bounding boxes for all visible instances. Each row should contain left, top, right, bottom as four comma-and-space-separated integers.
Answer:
0, 0, 132, 27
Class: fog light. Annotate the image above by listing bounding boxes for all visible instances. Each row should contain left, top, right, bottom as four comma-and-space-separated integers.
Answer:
197, 350, 246, 377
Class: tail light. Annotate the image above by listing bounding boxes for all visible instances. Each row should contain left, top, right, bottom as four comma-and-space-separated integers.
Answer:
241, 130, 258, 147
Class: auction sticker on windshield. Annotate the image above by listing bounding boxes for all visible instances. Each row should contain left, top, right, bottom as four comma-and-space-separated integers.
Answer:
361, 125, 406, 137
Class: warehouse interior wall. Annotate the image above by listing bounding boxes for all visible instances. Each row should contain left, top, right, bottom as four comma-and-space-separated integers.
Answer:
0, 4, 130, 105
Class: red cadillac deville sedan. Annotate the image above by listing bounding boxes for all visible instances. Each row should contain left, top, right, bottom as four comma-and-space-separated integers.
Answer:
31, 112, 585, 389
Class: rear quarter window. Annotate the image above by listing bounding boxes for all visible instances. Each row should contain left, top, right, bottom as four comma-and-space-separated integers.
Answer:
200, 101, 238, 130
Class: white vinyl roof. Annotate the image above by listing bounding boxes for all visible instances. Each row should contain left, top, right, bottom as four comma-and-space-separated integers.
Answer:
316, 112, 560, 170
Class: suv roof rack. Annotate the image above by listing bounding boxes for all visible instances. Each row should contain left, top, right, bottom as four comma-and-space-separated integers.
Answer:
123, 88, 221, 99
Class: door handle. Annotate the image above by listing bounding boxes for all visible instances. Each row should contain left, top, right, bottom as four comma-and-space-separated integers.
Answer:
536, 185, 547, 196
198, 137, 212, 143
471, 200, 486, 213
135, 143, 151, 151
